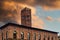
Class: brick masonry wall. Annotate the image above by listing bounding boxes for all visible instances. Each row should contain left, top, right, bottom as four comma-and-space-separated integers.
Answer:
0, 25, 58, 40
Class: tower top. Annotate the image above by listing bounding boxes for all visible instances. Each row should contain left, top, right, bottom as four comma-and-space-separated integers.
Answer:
21, 7, 31, 12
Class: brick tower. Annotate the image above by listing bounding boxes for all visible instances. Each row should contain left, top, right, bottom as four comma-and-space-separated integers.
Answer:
21, 7, 31, 27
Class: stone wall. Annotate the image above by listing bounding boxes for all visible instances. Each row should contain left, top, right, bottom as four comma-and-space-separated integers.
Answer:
0, 25, 58, 40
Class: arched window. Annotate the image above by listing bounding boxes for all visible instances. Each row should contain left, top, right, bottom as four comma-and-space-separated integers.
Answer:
6, 31, 8, 40
44, 37, 45, 40
13, 31, 17, 40
38, 35, 41, 40
2, 32, 3, 40
44, 35, 46, 40
48, 37, 50, 40
34, 33, 36, 40
27, 32, 30, 40
52, 37, 53, 40
21, 32, 24, 40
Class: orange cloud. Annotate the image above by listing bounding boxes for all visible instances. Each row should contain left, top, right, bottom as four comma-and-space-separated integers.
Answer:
57, 18, 60, 22
32, 15, 44, 29
42, 0, 60, 10
1, 1, 44, 29
46, 16, 53, 21
3, 0, 60, 10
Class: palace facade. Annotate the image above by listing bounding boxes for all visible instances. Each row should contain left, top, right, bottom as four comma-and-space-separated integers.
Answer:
0, 23, 58, 40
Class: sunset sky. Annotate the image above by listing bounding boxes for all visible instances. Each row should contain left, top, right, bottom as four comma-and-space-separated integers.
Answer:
36, 6, 60, 34
0, 0, 60, 34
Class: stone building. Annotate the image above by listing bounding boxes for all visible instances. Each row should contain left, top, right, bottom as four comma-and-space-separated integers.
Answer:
0, 23, 58, 40
0, 7, 58, 40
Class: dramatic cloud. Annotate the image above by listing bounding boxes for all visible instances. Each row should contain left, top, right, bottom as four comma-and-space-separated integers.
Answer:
57, 18, 60, 22
0, 0, 60, 28
12, 0, 60, 10
35, 0, 60, 10
46, 17, 60, 22
46, 16, 53, 21
2, 0, 60, 9
0, 0, 44, 28
32, 15, 44, 28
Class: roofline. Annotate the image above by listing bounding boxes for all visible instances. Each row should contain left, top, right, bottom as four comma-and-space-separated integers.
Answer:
0, 23, 59, 34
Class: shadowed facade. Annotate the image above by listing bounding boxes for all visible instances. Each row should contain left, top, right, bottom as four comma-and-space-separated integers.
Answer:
0, 23, 58, 40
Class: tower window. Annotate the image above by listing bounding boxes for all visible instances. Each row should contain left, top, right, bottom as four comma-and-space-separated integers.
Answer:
26, 15, 30, 18
26, 19, 30, 22
13, 31, 17, 40
27, 32, 30, 40
21, 32, 24, 40
22, 16, 26, 19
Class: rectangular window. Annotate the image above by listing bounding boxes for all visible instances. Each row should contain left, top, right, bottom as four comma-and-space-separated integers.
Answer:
22, 16, 26, 19
26, 15, 30, 18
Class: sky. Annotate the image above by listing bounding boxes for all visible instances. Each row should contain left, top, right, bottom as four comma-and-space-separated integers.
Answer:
0, 0, 60, 35
36, 6, 60, 34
